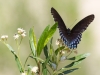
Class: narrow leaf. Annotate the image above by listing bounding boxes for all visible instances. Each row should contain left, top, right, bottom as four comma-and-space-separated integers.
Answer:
75, 53, 90, 61
43, 69, 47, 75
37, 23, 57, 56
37, 25, 50, 56
5, 44, 24, 73
67, 53, 90, 61
43, 45, 48, 59
58, 68, 79, 75
29, 28, 36, 56
44, 23, 58, 46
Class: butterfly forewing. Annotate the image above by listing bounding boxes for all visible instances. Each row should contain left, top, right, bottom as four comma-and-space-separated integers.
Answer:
51, 8, 68, 36
69, 14, 94, 49
71, 14, 94, 35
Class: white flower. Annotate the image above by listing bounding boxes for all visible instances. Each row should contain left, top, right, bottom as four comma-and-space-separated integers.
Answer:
21, 33, 26, 37
61, 51, 65, 55
56, 40, 60, 45
1, 35, 5, 39
1, 35, 8, 40
13, 34, 19, 40
60, 56, 66, 61
17, 28, 26, 38
17, 28, 25, 34
55, 39, 63, 45
21, 73, 26, 75
31, 66, 38, 73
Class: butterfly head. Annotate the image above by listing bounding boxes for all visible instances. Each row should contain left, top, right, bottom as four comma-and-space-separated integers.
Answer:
67, 28, 71, 35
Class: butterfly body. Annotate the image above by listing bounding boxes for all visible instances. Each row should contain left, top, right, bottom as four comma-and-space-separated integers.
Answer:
51, 7, 94, 49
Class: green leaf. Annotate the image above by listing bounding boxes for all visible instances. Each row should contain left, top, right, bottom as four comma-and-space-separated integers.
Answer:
43, 68, 47, 75
29, 28, 37, 56
67, 53, 90, 61
43, 45, 48, 59
43, 56, 50, 68
37, 23, 57, 56
55, 46, 65, 55
64, 62, 75, 68
5, 44, 24, 73
65, 57, 86, 68
15, 55, 24, 73
37, 25, 50, 56
49, 38, 54, 56
67, 57, 75, 60
44, 23, 58, 46
58, 68, 79, 75
64, 61, 81, 68
75, 53, 90, 61
42, 56, 51, 75
49, 42, 57, 63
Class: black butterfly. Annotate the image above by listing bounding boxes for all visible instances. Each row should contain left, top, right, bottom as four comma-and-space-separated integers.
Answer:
51, 7, 94, 49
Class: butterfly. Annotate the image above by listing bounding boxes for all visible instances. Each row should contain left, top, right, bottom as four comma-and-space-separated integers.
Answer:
51, 7, 94, 49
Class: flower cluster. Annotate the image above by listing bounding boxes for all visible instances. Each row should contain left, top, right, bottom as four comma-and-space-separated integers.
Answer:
1, 35, 8, 41
55, 39, 64, 46
14, 28, 26, 40
31, 66, 38, 73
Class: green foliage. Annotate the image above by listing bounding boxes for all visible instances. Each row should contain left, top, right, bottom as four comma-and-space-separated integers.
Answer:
37, 23, 58, 56
2, 23, 90, 75
5, 44, 24, 73
29, 28, 37, 56
27, 23, 90, 75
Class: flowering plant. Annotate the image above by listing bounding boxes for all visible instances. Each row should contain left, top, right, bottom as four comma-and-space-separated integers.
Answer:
1, 23, 90, 75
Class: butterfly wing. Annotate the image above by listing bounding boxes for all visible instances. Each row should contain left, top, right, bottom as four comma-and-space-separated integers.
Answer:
51, 7, 70, 48
68, 14, 95, 49
71, 14, 94, 35
51, 7, 68, 36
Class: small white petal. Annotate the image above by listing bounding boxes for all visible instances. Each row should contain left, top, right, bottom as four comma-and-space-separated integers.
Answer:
1, 35, 5, 39
31, 66, 38, 73
56, 39, 61, 45
17, 28, 25, 34
1, 35, 8, 40
21, 73, 26, 75
56, 39, 63, 45
5, 35, 8, 39
21, 33, 26, 37
14, 34, 19, 40
61, 51, 65, 54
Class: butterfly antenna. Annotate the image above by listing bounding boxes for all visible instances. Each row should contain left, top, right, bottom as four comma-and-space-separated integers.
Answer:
70, 19, 77, 29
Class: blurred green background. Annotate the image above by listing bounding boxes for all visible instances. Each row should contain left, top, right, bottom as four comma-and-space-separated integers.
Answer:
0, 0, 99, 75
